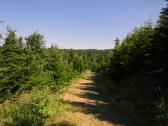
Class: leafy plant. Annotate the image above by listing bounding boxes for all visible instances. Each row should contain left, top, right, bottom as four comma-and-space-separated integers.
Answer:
10, 90, 54, 126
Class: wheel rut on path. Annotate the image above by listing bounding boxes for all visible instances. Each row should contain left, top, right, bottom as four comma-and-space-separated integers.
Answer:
63, 76, 122, 126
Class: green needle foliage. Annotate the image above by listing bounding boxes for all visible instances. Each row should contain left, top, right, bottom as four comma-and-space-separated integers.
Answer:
99, 1, 168, 125
0, 1, 168, 126
0, 27, 111, 103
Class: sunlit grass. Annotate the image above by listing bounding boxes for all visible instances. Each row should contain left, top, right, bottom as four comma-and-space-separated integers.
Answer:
0, 71, 93, 126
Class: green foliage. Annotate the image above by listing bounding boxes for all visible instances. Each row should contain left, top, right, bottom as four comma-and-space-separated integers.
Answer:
0, 28, 26, 102
106, 25, 155, 81
154, 1, 168, 77
155, 96, 168, 125
102, 2, 168, 91
100, 1, 168, 125
46, 48, 74, 86
0, 89, 54, 126
22, 52, 51, 90
25, 32, 44, 52
0, 26, 111, 103
0, 1, 167, 125
62, 49, 112, 72
4, 27, 18, 47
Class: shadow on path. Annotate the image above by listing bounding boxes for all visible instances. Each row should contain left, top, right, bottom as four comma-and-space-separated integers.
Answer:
65, 76, 125, 126
64, 74, 155, 126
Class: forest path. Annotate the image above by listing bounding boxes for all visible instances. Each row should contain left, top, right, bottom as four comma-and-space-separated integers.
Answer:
62, 74, 123, 126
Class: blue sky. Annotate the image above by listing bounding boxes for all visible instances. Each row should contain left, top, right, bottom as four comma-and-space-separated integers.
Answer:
0, 0, 166, 49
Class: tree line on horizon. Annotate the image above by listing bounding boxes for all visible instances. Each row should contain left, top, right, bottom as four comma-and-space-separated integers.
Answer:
0, 28, 111, 102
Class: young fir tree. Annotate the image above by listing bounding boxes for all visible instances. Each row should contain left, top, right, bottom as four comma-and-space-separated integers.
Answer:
0, 27, 26, 102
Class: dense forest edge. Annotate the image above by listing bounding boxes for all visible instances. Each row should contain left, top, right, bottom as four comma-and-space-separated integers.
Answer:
0, 1, 168, 125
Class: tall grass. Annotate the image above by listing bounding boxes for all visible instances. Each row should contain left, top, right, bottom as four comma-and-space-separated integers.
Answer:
0, 71, 91, 126
0, 88, 54, 126
155, 95, 168, 126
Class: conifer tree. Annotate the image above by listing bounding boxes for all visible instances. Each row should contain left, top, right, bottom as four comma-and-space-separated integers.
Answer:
0, 27, 26, 102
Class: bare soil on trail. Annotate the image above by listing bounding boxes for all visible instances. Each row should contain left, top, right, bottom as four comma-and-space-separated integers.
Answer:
63, 76, 123, 126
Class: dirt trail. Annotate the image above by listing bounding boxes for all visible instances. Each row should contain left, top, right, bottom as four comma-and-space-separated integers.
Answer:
63, 76, 123, 126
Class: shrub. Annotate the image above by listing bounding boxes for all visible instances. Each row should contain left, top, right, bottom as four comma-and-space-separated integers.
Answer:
155, 96, 168, 126
6, 90, 54, 126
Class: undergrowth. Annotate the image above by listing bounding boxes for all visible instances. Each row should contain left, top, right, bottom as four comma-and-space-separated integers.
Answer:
0, 71, 91, 126
0, 88, 54, 126
94, 72, 157, 126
